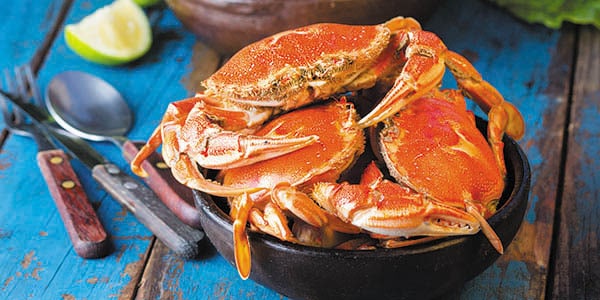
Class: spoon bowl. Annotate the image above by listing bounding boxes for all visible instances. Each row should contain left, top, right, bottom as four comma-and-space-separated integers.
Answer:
45, 70, 202, 228
45, 71, 132, 143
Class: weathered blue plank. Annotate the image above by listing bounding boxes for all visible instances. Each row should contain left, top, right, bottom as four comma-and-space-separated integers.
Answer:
426, 1, 570, 299
1, 1, 152, 299
139, 0, 567, 299
552, 25, 600, 299
0, 0, 63, 69
2, 0, 588, 299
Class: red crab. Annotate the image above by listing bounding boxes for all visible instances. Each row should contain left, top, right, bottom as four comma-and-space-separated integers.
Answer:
130, 16, 524, 198
129, 16, 525, 278
312, 90, 508, 254
215, 100, 364, 279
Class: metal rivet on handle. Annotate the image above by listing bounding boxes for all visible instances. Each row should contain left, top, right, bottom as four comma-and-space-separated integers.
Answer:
107, 164, 120, 175
50, 156, 64, 164
124, 181, 138, 189
155, 161, 168, 169
61, 180, 76, 189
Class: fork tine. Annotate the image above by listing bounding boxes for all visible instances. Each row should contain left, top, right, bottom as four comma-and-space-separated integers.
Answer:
1, 68, 21, 126
12, 67, 27, 101
22, 65, 44, 107
0, 91, 13, 126
0, 71, 10, 122
14, 66, 31, 103
12, 65, 37, 124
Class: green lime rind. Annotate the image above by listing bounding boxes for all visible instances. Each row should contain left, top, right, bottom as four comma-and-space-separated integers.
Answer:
65, 26, 151, 65
64, 0, 153, 66
133, 0, 162, 7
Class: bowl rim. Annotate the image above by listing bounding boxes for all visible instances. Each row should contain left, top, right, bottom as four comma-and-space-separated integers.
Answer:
193, 129, 531, 258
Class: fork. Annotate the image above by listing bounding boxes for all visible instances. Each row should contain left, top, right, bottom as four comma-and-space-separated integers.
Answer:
1, 66, 111, 258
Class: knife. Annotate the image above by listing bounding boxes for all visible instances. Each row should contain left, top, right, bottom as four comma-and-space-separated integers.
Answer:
1, 94, 110, 259
0, 90, 205, 258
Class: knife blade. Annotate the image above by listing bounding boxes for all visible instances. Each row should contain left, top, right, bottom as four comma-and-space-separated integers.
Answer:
0, 90, 205, 258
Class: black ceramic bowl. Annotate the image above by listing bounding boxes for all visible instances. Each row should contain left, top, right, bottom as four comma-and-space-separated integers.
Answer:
193, 120, 531, 300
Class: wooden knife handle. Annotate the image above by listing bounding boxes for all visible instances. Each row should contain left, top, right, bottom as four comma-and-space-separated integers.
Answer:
92, 163, 204, 258
122, 140, 201, 228
36, 149, 111, 258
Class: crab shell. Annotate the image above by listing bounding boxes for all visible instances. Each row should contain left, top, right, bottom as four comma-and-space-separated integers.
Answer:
216, 100, 365, 279
202, 23, 390, 112
218, 100, 365, 191
378, 90, 505, 218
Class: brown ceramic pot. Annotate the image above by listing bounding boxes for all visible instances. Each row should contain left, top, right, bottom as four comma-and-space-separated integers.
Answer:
166, 0, 442, 54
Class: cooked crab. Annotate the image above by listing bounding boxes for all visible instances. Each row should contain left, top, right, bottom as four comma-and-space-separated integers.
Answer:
215, 100, 364, 279
376, 89, 508, 252
130, 16, 524, 198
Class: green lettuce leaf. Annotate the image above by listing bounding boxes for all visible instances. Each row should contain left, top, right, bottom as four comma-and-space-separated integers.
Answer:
489, 0, 600, 28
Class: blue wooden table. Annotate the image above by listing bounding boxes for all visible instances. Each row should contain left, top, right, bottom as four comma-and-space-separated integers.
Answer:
1, 0, 598, 299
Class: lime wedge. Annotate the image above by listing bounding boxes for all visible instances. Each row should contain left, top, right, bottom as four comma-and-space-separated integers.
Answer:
133, 0, 161, 7
64, 0, 152, 65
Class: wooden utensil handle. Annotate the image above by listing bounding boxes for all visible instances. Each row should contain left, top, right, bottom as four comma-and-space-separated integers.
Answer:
92, 163, 204, 258
36, 149, 111, 258
122, 140, 201, 228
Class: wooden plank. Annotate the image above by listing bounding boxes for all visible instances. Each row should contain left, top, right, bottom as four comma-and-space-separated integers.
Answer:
134, 0, 576, 299
0, 0, 66, 70
425, 0, 573, 298
552, 25, 600, 299
135, 240, 283, 300
137, 0, 574, 299
1, 1, 154, 299
3, 0, 591, 298
0, 0, 71, 141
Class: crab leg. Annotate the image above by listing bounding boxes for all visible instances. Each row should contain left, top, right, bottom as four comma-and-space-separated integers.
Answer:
231, 193, 254, 280
131, 96, 318, 197
271, 183, 361, 235
384, 16, 422, 32
466, 202, 504, 254
358, 32, 525, 171
231, 184, 360, 279
445, 51, 525, 140
445, 51, 525, 176
312, 162, 481, 238
271, 183, 329, 227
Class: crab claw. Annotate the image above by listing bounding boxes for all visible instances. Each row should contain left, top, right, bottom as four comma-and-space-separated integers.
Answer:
358, 29, 447, 128
130, 123, 268, 197
130, 96, 317, 197
312, 162, 481, 239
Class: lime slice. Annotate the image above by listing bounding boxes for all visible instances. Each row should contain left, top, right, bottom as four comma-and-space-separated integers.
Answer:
133, 0, 161, 7
64, 0, 152, 65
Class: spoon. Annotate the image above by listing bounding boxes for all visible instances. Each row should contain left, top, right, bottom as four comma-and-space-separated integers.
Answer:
45, 71, 201, 228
